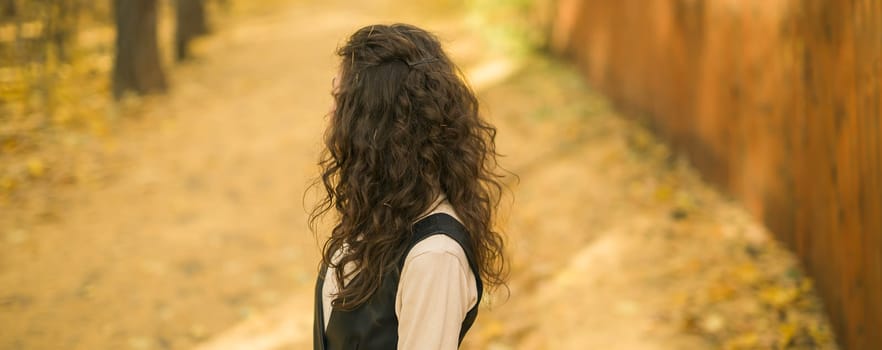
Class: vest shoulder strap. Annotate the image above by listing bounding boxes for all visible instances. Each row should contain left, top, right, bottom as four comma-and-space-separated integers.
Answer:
403, 213, 478, 274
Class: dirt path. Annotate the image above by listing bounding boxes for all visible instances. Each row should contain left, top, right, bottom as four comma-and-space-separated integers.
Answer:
0, 1, 836, 350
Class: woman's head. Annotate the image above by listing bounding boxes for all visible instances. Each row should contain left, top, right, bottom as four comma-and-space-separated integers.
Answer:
311, 23, 506, 310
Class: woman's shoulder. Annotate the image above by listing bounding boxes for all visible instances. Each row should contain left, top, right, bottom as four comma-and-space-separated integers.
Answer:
408, 198, 470, 261
407, 234, 468, 262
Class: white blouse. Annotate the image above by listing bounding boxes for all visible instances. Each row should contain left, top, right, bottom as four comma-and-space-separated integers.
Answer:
321, 199, 479, 350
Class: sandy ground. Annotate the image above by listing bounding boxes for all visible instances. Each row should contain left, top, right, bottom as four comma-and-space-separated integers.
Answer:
0, 1, 836, 349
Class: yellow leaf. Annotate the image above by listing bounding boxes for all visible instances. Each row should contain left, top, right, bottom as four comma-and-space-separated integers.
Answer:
808, 324, 832, 345
2, 139, 17, 153
654, 185, 673, 202
700, 313, 726, 334
27, 158, 45, 178
90, 119, 109, 137
52, 111, 73, 125
0, 176, 15, 192
707, 281, 735, 302
674, 192, 698, 212
778, 323, 797, 348
734, 263, 761, 285
800, 278, 814, 292
759, 285, 799, 308
724, 332, 760, 350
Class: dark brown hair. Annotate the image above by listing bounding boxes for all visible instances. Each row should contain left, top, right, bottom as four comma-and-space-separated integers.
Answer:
310, 23, 506, 310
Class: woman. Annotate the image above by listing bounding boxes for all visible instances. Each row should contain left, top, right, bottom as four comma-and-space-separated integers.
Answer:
310, 24, 507, 350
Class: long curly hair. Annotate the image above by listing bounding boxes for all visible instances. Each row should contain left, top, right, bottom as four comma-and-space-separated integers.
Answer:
309, 23, 507, 310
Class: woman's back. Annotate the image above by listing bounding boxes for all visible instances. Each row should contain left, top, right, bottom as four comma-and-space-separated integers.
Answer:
309, 23, 507, 349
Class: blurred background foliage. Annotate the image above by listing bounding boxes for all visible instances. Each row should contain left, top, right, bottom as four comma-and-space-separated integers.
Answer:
0, 0, 233, 203
2, 0, 109, 203
466, 0, 553, 55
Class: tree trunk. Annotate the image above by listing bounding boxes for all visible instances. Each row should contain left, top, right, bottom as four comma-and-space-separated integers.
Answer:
1, 0, 16, 17
112, 0, 166, 99
175, 0, 209, 61
50, 0, 78, 62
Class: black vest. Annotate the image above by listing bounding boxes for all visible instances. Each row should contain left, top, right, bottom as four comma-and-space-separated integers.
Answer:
313, 213, 483, 350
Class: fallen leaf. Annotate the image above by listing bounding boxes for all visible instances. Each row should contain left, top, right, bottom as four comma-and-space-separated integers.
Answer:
700, 313, 726, 334
778, 322, 797, 348
759, 285, 800, 309
27, 158, 45, 178
724, 332, 760, 350
707, 281, 735, 302
654, 185, 673, 202
0, 176, 16, 192
734, 263, 761, 285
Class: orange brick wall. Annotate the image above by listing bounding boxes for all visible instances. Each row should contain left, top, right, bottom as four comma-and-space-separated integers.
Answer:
550, 0, 881, 348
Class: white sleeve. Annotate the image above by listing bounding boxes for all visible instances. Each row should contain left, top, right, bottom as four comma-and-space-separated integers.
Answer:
395, 236, 477, 350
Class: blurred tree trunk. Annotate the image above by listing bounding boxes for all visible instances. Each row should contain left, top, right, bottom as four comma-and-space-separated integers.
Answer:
112, 0, 166, 99
49, 0, 79, 62
1, 0, 15, 17
175, 0, 209, 61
